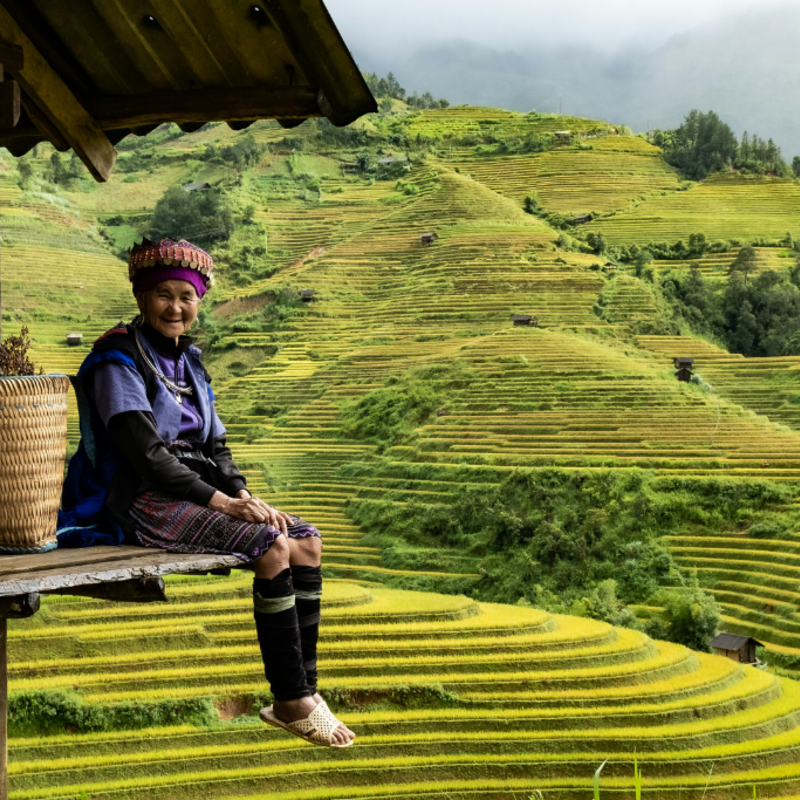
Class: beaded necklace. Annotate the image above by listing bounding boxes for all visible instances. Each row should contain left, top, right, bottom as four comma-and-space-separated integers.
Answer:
134, 328, 194, 404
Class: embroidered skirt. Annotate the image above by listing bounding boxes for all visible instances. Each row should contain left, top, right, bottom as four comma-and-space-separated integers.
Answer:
129, 491, 320, 563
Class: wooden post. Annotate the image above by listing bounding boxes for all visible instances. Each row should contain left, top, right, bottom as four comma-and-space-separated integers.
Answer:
0, 617, 7, 800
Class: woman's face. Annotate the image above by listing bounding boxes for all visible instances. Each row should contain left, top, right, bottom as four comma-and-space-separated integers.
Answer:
137, 280, 200, 342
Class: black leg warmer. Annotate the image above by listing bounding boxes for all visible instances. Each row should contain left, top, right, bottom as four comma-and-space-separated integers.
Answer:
291, 564, 322, 694
253, 569, 311, 702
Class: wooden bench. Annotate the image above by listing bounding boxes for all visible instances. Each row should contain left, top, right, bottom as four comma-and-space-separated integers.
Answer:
0, 546, 246, 799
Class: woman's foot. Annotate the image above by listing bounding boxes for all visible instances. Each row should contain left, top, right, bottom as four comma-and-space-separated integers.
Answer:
272, 695, 355, 747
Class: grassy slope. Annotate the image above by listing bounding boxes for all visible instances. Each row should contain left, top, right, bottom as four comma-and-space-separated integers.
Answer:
5, 107, 800, 795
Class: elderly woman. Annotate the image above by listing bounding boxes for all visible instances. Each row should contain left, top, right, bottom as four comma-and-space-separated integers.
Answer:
57, 238, 354, 748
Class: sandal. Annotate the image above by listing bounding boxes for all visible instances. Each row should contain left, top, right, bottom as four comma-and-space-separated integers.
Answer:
260, 701, 353, 748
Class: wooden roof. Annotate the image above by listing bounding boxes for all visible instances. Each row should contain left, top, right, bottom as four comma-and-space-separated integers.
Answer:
0, 0, 376, 181
709, 633, 763, 650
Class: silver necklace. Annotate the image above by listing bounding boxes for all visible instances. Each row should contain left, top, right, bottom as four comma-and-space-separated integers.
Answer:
134, 328, 194, 404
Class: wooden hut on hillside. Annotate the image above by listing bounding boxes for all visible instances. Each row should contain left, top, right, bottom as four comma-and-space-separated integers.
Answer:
573, 214, 593, 225
512, 315, 537, 327
709, 633, 762, 665
182, 182, 211, 192
674, 357, 694, 382
421, 232, 438, 246
300, 289, 316, 302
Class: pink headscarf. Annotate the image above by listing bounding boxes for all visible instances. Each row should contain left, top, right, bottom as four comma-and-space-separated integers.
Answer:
132, 265, 209, 299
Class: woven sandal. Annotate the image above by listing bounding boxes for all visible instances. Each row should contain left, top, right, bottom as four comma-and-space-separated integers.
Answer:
260, 701, 353, 748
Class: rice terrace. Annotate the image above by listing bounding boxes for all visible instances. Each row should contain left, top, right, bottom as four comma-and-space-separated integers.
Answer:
6, 2, 800, 797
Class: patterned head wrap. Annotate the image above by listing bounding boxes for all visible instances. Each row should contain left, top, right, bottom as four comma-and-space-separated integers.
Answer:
129, 238, 214, 299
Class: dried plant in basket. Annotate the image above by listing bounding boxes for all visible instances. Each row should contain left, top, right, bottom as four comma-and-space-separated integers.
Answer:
0, 326, 43, 376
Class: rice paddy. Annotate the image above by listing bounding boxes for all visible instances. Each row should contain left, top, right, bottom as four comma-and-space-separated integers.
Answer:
7, 574, 800, 798
5, 104, 800, 796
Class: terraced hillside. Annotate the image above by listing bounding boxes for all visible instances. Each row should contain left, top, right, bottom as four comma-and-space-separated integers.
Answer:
586, 174, 800, 245
10, 573, 800, 798
452, 135, 681, 214
6, 105, 800, 794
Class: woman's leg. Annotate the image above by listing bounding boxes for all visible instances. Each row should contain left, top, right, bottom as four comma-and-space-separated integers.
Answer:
288, 538, 322, 696
254, 536, 353, 746
252, 536, 316, 717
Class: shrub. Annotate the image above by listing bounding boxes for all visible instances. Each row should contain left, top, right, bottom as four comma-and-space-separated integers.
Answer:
149, 185, 234, 245
0, 326, 42, 376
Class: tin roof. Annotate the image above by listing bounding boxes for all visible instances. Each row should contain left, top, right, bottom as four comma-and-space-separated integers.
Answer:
0, 0, 376, 181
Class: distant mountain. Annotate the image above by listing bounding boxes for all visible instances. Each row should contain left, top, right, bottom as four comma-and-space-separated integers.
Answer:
355, 6, 800, 157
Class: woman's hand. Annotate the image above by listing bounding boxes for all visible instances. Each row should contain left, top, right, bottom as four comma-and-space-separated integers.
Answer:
209, 491, 292, 534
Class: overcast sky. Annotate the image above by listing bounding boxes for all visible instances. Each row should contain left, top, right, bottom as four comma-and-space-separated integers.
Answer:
327, 0, 794, 53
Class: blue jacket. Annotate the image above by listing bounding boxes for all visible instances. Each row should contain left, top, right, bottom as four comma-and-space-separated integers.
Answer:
57, 322, 222, 547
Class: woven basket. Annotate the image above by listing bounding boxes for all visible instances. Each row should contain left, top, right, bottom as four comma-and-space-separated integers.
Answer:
0, 375, 69, 553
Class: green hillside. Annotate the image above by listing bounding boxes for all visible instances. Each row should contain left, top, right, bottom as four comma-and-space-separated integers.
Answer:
6, 103, 800, 794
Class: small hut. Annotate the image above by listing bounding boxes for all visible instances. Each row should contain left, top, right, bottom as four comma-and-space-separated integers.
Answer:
182, 182, 211, 192
674, 357, 694, 383
512, 315, 533, 327
300, 289, 316, 303
420, 232, 438, 246
341, 163, 359, 175
709, 633, 762, 665
65, 333, 83, 347
554, 130, 572, 139
572, 214, 593, 225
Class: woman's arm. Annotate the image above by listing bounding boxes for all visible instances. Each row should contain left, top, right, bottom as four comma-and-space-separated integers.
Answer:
211, 434, 248, 497
108, 410, 217, 506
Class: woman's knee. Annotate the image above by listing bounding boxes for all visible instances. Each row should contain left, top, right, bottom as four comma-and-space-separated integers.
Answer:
254, 534, 290, 578
289, 535, 322, 565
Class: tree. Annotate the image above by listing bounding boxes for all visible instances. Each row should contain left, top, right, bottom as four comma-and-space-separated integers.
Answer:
729, 244, 758, 283
150, 185, 234, 244
660, 579, 720, 652
49, 152, 68, 185
586, 232, 607, 255
16, 156, 33, 186
793, 156, 800, 178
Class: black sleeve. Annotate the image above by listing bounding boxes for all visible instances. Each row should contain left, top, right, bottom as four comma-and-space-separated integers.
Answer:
108, 410, 217, 506
212, 434, 248, 496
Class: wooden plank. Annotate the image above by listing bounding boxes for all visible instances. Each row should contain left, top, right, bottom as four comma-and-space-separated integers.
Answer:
0, 547, 244, 596
0, 41, 24, 72
0, 5, 116, 181
47, 576, 167, 604
89, 85, 321, 129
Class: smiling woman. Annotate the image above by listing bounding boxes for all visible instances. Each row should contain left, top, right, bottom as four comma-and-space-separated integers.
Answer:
56, 237, 355, 748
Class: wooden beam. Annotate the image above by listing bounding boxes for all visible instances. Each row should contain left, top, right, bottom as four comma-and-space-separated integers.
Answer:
0, 5, 116, 181
0, 41, 23, 72
0, 81, 20, 129
47, 576, 168, 604
89, 86, 321, 129
260, 0, 376, 126
0, 593, 39, 619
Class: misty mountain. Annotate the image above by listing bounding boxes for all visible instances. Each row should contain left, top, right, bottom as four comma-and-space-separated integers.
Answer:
354, 6, 800, 157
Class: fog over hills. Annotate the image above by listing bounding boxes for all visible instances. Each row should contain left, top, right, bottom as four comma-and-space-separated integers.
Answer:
349, 5, 800, 157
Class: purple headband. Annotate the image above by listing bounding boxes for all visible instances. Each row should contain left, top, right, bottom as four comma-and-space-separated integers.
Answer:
132, 266, 209, 299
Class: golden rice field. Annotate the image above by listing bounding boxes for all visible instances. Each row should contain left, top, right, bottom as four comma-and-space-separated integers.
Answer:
8, 573, 800, 799
451, 135, 681, 214
585, 174, 800, 245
